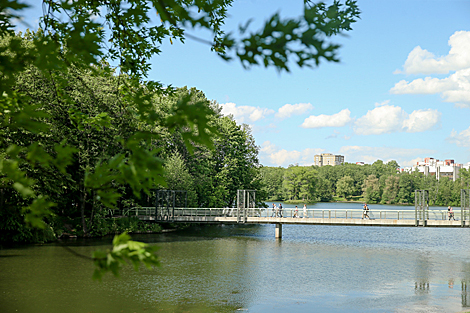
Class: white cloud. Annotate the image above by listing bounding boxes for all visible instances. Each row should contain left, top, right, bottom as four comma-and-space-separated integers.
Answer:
392, 31, 470, 108
375, 100, 390, 107
354, 105, 406, 135
447, 126, 470, 148
395, 31, 470, 75
403, 109, 441, 133
275, 103, 313, 119
260, 140, 277, 154
354, 104, 441, 135
338, 146, 437, 166
301, 109, 352, 128
259, 141, 324, 167
220, 102, 274, 123
390, 68, 470, 107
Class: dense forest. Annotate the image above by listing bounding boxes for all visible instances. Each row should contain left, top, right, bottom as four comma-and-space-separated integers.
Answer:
259, 161, 470, 206
0, 32, 263, 243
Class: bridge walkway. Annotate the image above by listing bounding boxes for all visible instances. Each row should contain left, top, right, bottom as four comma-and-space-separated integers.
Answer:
122, 207, 466, 228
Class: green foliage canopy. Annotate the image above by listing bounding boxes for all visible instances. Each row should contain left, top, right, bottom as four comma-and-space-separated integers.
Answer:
0, 0, 360, 275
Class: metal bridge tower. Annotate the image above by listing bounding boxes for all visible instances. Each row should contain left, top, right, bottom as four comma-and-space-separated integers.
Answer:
414, 190, 429, 227
236, 190, 256, 223
155, 190, 187, 222
462, 189, 470, 227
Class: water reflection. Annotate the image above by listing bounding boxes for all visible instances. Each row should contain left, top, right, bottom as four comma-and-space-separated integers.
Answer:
414, 255, 431, 295
1, 223, 470, 312
461, 262, 470, 308
462, 281, 470, 307
414, 282, 430, 294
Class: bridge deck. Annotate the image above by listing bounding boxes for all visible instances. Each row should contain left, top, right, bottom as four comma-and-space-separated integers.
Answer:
138, 216, 463, 227
130, 208, 468, 228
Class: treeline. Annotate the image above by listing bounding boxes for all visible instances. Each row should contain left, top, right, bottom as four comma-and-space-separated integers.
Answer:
260, 161, 470, 206
0, 32, 261, 243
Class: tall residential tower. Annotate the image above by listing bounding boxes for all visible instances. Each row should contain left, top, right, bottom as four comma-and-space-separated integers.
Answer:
314, 153, 344, 166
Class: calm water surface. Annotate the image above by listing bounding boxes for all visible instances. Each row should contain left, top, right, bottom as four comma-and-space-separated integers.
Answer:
1, 203, 469, 313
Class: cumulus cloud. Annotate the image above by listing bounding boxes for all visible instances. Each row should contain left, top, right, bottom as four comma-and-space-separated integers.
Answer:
275, 103, 313, 119
301, 109, 352, 128
338, 146, 437, 166
390, 68, 470, 107
219, 102, 274, 123
259, 141, 325, 167
354, 104, 441, 135
447, 126, 470, 148
395, 31, 470, 75
392, 31, 470, 108
354, 105, 405, 135
403, 109, 441, 133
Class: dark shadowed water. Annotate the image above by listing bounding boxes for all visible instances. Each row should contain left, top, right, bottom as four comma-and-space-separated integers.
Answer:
1, 203, 469, 313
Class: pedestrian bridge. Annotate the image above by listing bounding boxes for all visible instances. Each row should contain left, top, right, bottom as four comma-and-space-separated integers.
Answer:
121, 207, 468, 238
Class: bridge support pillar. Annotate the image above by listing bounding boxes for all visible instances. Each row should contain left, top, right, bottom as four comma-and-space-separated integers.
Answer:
275, 223, 282, 239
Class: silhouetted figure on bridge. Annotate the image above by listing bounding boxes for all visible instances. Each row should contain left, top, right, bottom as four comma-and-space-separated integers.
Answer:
448, 206, 455, 220
362, 203, 370, 220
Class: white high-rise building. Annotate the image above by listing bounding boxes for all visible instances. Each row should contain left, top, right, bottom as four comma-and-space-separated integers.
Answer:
413, 157, 463, 181
314, 153, 344, 167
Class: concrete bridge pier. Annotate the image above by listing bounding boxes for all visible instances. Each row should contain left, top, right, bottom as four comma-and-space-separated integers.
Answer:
275, 223, 282, 239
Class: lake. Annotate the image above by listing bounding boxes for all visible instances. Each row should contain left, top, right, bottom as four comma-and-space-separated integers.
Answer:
1, 202, 469, 313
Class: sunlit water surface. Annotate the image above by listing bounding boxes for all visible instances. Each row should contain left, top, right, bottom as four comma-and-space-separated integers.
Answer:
1, 203, 469, 313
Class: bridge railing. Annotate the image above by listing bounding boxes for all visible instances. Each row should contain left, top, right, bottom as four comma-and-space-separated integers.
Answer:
249, 208, 456, 220
125, 207, 458, 221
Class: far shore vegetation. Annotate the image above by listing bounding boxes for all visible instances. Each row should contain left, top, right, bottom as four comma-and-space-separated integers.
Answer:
259, 162, 470, 207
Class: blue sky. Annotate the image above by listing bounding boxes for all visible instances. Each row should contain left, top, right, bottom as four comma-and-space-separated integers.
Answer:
19, 1, 470, 168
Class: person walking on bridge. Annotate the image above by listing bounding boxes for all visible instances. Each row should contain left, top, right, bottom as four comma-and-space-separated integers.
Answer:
303, 204, 308, 218
448, 206, 455, 220
362, 203, 370, 219
271, 203, 277, 217
279, 203, 283, 217
293, 206, 299, 218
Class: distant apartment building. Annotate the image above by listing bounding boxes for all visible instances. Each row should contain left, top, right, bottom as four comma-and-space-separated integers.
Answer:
413, 157, 464, 181
314, 153, 344, 167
